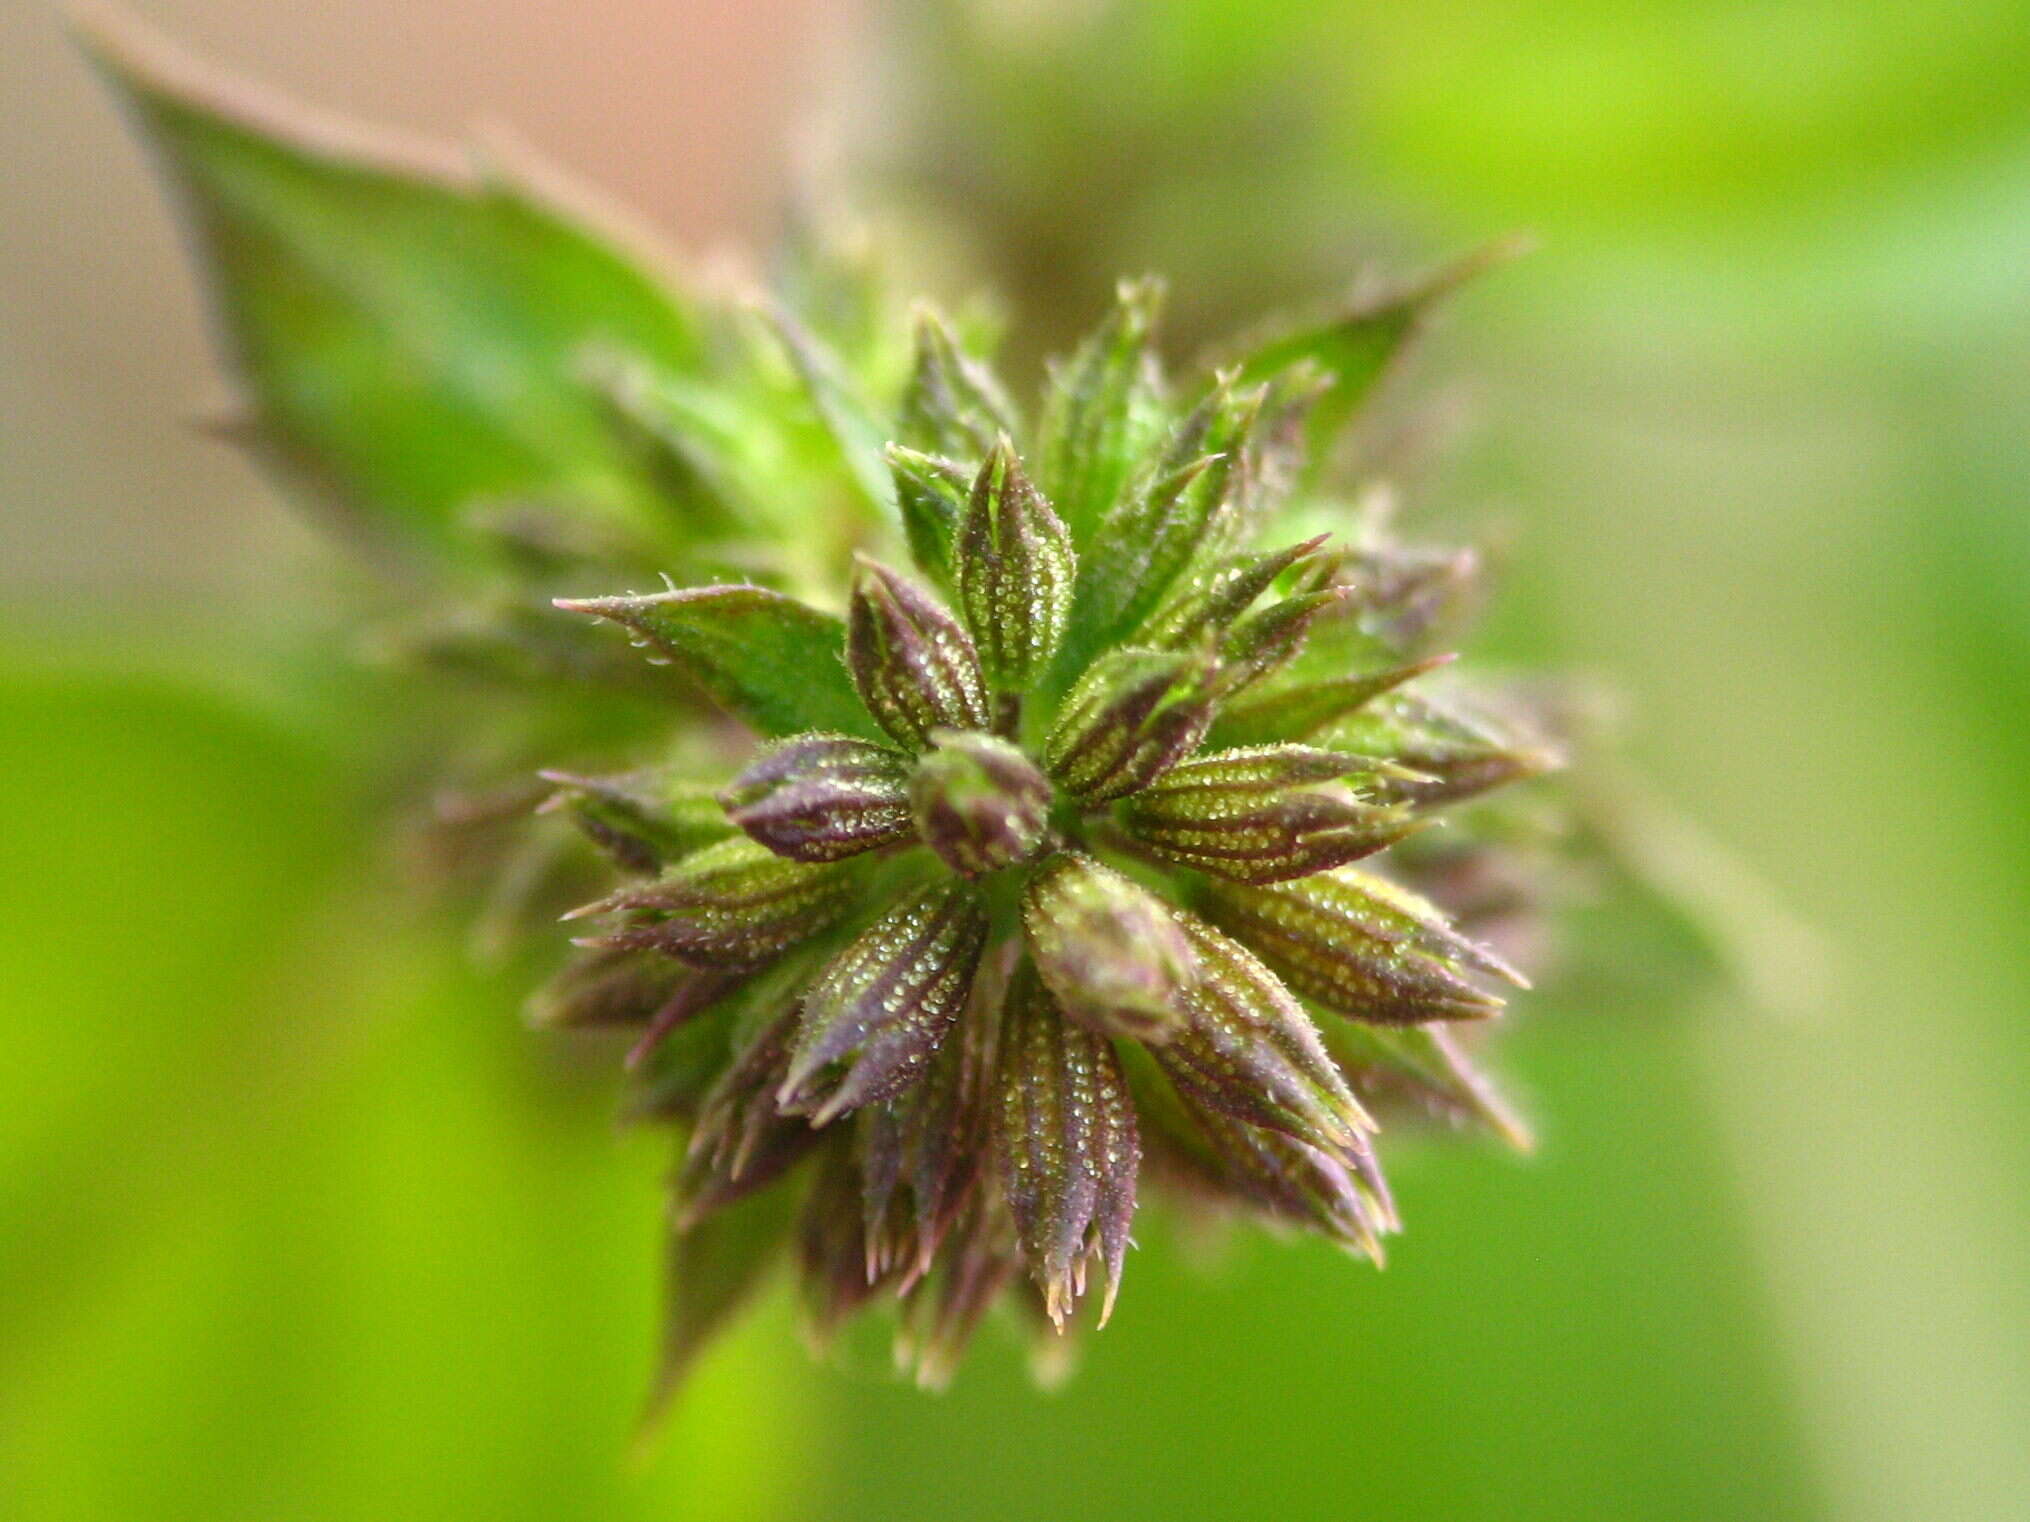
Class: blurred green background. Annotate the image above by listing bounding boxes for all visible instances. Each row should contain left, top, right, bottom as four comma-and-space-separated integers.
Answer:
4, 1, 2028, 1519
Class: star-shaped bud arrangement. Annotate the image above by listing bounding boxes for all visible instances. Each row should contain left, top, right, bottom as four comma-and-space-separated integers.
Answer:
550, 285, 1557, 1391
88, 14, 1566, 1405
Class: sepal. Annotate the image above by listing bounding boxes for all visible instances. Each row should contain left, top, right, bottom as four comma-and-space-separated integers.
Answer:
1199, 867, 1523, 1024
1036, 277, 1169, 544
953, 441, 1076, 692
1121, 745, 1418, 884
567, 835, 856, 968
993, 964, 1140, 1327
897, 306, 1021, 461
1042, 646, 1221, 803
1154, 917, 1372, 1157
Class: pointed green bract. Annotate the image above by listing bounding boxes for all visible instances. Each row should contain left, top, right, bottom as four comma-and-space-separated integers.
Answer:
1320, 692, 1562, 806
765, 304, 898, 517
887, 444, 972, 588
1138, 536, 1331, 652
556, 585, 880, 740
1232, 239, 1528, 460
81, 13, 707, 568
1211, 653, 1456, 748
954, 442, 1076, 692
1036, 278, 1170, 547
1060, 377, 1267, 670
641, 1180, 795, 1434
897, 307, 1022, 461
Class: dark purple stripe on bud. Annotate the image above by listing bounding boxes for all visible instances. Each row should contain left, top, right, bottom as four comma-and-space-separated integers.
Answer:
1042, 646, 1221, 802
720, 733, 915, 863
993, 964, 1140, 1328
847, 557, 991, 751
1200, 866, 1519, 1024
1121, 744, 1420, 884
779, 881, 990, 1124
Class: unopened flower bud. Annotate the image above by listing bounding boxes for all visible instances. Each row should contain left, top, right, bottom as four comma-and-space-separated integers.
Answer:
1022, 852, 1196, 1042
720, 734, 914, 863
910, 729, 1054, 877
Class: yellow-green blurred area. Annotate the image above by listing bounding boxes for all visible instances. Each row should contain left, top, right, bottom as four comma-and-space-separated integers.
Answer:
4, 0, 2028, 1518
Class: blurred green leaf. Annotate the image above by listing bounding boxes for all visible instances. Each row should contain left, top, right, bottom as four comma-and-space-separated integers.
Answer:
766, 306, 898, 519
82, 12, 706, 569
640, 1181, 796, 1436
1231, 238, 1528, 458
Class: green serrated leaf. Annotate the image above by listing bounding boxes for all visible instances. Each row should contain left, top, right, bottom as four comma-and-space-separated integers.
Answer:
556, 585, 881, 740
83, 14, 707, 567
